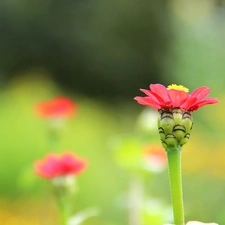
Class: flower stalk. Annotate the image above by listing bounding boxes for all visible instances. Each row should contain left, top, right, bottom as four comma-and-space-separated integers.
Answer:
128, 175, 143, 225
56, 194, 72, 225
167, 146, 184, 225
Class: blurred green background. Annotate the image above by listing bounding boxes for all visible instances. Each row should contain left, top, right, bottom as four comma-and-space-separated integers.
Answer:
0, 0, 225, 224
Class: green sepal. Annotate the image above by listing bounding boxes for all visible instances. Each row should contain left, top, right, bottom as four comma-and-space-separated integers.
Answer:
158, 108, 193, 149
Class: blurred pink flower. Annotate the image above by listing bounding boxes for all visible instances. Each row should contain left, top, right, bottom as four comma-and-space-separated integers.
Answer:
34, 152, 87, 179
144, 145, 167, 171
134, 84, 219, 111
35, 96, 76, 118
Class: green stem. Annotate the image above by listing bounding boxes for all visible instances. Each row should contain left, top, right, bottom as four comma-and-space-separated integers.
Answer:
128, 175, 143, 225
61, 202, 69, 225
57, 196, 71, 225
49, 127, 60, 151
166, 147, 185, 225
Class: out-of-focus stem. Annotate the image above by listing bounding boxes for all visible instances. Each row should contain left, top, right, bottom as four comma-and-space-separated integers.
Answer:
128, 175, 143, 225
57, 197, 71, 225
48, 127, 60, 150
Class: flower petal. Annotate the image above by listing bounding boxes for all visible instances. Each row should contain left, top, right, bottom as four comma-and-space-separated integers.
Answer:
168, 89, 189, 108
191, 98, 219, 111
60, 153, 87, 175
35, 97, 76, 118
190, 86, 210, 102
34, 156, 59, 178
34, 152, 87, 179
134, 97, 161, 109
150, 84, 171, 103
140, 89, 166, 105
181, 96, 197, 110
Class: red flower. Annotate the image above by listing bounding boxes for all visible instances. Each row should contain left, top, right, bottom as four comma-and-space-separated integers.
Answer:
34, 152, 87, 179
35, 97, 76, 118
144, 145, 167, 170
134, 84, 219, 111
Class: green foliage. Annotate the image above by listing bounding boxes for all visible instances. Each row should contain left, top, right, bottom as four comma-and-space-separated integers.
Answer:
112, 135, 143, 172
142, 198, 173, 225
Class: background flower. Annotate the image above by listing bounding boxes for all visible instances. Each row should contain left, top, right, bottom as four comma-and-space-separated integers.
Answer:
35, 97, 76, 118
143, 145, 167, 172
34, 152, 87, 179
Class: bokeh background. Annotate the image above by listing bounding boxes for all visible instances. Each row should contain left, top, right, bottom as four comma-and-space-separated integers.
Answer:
0, 0, 225, 224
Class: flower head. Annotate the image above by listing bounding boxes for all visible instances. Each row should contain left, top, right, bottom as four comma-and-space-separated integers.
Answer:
134, 84, 219, 111
143, 145, 167, 172
34, 152, 87, 179
135, 84, 219, 149
35, 96, 76, 118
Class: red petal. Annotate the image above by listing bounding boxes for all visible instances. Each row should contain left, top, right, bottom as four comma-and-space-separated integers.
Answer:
44, 154, 62, 177
150, 84, 171, 103
140, 89, 166, 105
60, 152, 87, 175
34, 160, 55, 178
52, 97, 75, 117
190, 86, 210, 102
181, 96, 197, 110
191, 98, 219, 111
168, 90, 189, 108
34, 154, 62, 178
35, 97, 76, 118
34, 152, 87, 178
134, 96, 161, 109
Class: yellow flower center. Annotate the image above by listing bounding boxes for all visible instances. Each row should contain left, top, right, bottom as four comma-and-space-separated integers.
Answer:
167, 84, 189, 92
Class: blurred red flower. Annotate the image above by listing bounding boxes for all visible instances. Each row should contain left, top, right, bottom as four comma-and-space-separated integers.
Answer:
34, 152, 87, 179
135, 84, 219, 111
35, 97, 76, 118
144, 145, 167, 170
